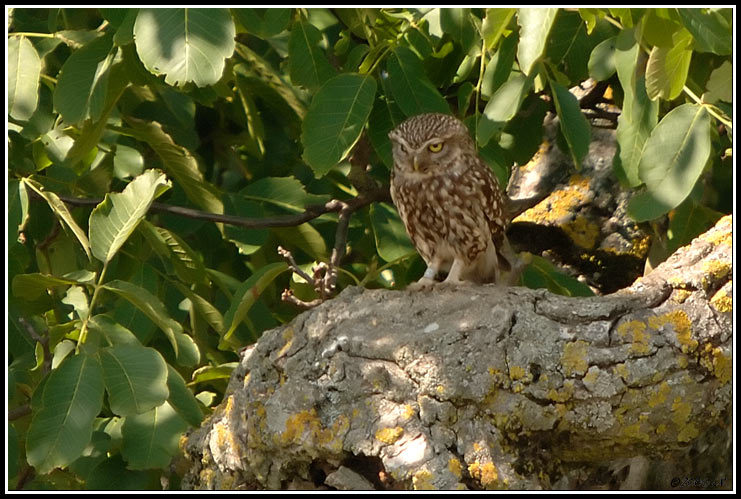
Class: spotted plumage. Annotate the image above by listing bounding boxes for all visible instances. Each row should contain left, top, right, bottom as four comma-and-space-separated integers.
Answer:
388, 113, 515, 288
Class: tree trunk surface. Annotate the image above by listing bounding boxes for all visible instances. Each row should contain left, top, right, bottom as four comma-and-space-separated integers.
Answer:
181, 215, 732, 490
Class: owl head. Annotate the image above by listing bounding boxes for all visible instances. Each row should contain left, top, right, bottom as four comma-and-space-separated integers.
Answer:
388, 113, 474, 175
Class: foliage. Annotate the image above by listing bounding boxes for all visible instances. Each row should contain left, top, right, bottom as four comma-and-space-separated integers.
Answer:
7, 7, 732, 490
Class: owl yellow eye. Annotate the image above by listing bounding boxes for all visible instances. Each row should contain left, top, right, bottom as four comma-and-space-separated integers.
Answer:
428, 142, 444, 153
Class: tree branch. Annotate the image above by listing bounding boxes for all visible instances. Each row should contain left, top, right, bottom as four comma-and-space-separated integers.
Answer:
181, 215, 732, 491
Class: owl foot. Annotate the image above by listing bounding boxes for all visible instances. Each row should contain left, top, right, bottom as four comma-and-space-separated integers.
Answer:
406, 277, 437, 292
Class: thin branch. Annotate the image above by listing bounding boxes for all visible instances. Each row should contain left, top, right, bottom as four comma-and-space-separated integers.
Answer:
33, 190, 388, 230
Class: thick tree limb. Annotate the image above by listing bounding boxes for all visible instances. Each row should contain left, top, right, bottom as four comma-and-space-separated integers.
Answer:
181, 215, 732, 490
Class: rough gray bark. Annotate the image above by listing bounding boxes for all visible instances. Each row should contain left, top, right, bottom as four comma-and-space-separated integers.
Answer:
181, 215, 732, 490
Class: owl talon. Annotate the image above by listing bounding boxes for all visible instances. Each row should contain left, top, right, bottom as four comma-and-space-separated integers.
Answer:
406, 277, 437, 292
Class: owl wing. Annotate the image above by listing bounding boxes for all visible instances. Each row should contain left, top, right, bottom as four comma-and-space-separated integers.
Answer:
473, 161, 512, 272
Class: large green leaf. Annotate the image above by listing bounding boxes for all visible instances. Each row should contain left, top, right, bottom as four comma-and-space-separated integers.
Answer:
627, 104, 711, 221
301, 74, 377, 177
288, 20, 337, 92
121, 402, 188, 470
123, 118, 223, 215
440, 8, 477, 54
676, 8, 732, 55
386, 47, 449, 117
137, 220, 207, 285
8, 36, 41, 121
101, 279, 184, 358
89, 169, 171, 264
54, 32, 115, 124
477, 71, 533, 146
166, 365, 204, 427
133, 8, 235, 87
26, 353, 105, 474
222, 262, 289, 346
550, 80, 591, 169
516, 8, 558, 75
100, 344, 169, 416
613, 31, 658, 188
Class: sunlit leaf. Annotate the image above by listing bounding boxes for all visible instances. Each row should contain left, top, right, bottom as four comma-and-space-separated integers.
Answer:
8, 36, 41, 121
134, 8, 235, 87
89, 169, 171, 264
22, 177, 92, 260
516, 8, 558, 75
628, 104, 711, 221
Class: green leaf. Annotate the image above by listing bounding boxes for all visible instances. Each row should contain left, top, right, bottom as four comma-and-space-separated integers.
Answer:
516, 8, 558, 75
166, 365, 204, 427
121, 402, 188, 470
22, 177, 92, 260
370, 202, 416, 263
440, 8, 477, 54
588, 36, 617, 81
233, 8, 291, 39
26, 353, 105, 474
100, 344, 169, 416
173, 282, 225, 334
645, 31, 693, 101
101, 279, 184, 358
703, 61, 732, 104
54, 32, 115, 124
222, 262, 289, 346
274, 222, 329, 261
8, 36, 41, 121
667, 198, 723, 255
87, 314, 140, 345
222, 194, 269, 255
481, 31, 518, 99
521, 255, 594, 297
613, 31, 658, 188
386, 47, 450, 118
627, 104, 711, 221
64, 61, 131, 170
550, 80, 591, 169
288, 20, 337, 92
122, 118, 223, 215
482, 8, 516, 50
477, 71, 533, 146
133, 8, 235, 87
301, 74, 377, 177
138, 220, 207, 285
113, 144, 144, 179
89, 169, 171, 264
676, 8, 732, 55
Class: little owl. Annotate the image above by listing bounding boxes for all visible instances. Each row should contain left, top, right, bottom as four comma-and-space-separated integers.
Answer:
389, 112, 516, 289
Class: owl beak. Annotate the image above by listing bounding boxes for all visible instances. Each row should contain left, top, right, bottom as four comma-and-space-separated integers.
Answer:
413, 156, 419, 171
